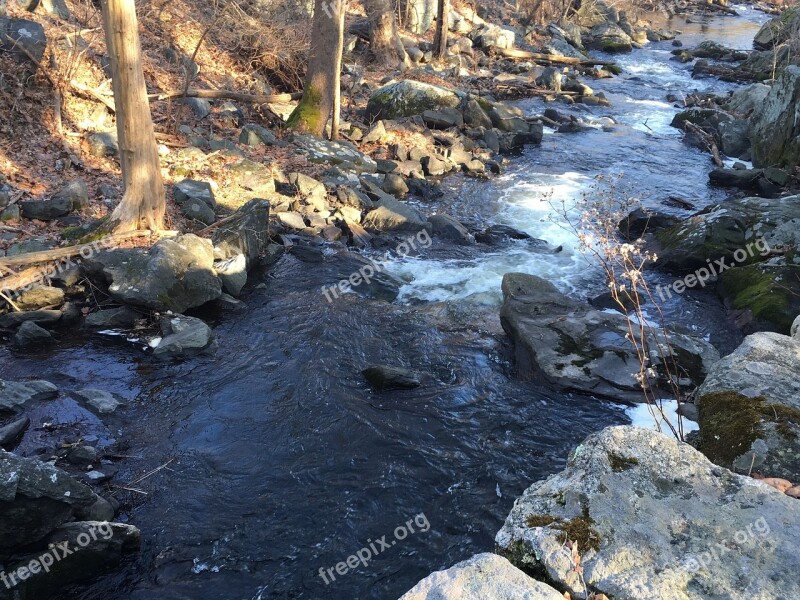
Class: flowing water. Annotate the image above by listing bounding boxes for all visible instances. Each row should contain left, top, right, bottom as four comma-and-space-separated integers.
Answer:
0, 8, 768, 599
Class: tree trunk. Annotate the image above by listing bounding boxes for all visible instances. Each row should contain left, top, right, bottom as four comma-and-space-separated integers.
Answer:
433, 0, 449, 59
101, 0, 165, 232
330, 0, 346, 141
364, 0, 409, 67
287, 0, 344, 137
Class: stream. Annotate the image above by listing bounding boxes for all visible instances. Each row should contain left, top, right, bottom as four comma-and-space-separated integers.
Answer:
0, 7, 768, 599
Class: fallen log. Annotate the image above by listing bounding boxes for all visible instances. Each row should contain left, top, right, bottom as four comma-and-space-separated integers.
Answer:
683, 121, 724, 167
495, 48, 618, 67
150, 89, 303, 104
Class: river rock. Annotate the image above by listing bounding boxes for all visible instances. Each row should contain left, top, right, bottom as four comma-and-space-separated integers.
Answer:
362, 365, 421, 390
708, 166, 762, 188
20, 194, 73, 221
717, 119, 750, 158
461, 96, 493, 129
618, 208, 678, 240
399, 553, 563, 600
14, 285, 64, 311
496, 425, 800, 600
362, 197, 429, 233
225, 159, 276, 198
500, 273, 719, 402
696, 331, 800, 481
429, 213, 474, 245
793, 313, 800, 338
474, 24, 516, 50
86, 131, 119, 157
753, 7, 800, 50
726, 83, 770, 115
586, 22, 633, 53
0, 416, 30, 450
12, 321, 53, 350
4, 521, 140, 598
213, 198, 270, 268
654, 195, 800, 274
382, 173, 409, 196
0, 450, 99, 550
239, 123, 276, 146
366, 80, 461, 120
174, 179, 216, 225
717, 261, 800, 333
84, 306, 140, 330
750, 65, 800, 168
73, 389, 122, 414
153, 315, 214, 360
215, 253, 247, 296
0, 309, 62, 329
85, 234, 222, 313
0, 379, 58, 412
422, 108, 464, 129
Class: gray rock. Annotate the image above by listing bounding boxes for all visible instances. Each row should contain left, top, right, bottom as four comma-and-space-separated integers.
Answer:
422, 108, 464, 129
461, 97, 493, 129
362, 197, 429, 232
708, 167, 763, 189
429, 213, 474, 245
586, 22, 633, 53
86, 131, 119, 157
0, 450, 98, 550
0, 17, 46, 72
696, 331, 800, 481
292, 134, 377, 171
361, 121, 386, 144
83, 306, 139, 330
362, 365, 421, 390
383, 173, 409, 196
400, 553, 563, 600
153, 315, 214, 360
0, 379, 58, 412
239, 123, 277, 146
85, 234, 222, 313
277, 211, 307, 230
654, 195, 800, 274
727, 83, 771, 115
215, 253, 247, 296
20, 195, 72, 221
0, 309, 62, 329
421, 154, 452, 176
542, 38, 586, 60
174, 179, 216, 208
226, 159, 276, 198
496, 425, 800, 600
488, 104, 529, 133
73, 389, 121, 414
182, 97, 211, 119
750, 65, 800, 169
5, 521, 140, 598
718, 119, 750, 158
288, 172, 328, 211
0, 416, 30, 450
67, 445, 99, 466
12, 321, 53, 350
14, 285, 64, 311
212, 197, 270, 268
475, 24, 516, 50
792, 314, 800, 339
500, 273, 719, 402
366, 80, 461, 120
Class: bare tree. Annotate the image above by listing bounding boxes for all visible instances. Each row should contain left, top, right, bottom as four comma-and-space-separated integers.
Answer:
101, 0, 165, 232
287, 0, 346, 137
433, 0, 449, 59
363, 0, 410, 67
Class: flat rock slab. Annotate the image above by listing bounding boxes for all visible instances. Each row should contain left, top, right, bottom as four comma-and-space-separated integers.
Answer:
399, 553, 563, 600
496, 426, 800, 600
0, 379, 58, 412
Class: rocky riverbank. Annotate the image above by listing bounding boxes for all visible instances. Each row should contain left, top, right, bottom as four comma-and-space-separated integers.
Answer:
2, 0, 800, 597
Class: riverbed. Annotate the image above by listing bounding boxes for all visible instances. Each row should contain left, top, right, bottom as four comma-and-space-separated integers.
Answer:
0, 7, 768, 599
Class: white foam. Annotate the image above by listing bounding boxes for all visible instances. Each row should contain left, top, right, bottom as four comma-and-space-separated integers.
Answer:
624, 399, 699, 434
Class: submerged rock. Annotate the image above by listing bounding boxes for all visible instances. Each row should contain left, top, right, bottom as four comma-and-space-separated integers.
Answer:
696, 331, 800, 481
153, 315, 214, 360
362, 365, 421, 390
399, 553, 563, 599
12, 320, 54, 350
496, 426, 800, 600
0, 379, 58, 412
500, 273, 719, 402
73, 389, 122, 414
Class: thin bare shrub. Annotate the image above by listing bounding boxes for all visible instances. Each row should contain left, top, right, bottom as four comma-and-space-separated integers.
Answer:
551, 176, 686, 440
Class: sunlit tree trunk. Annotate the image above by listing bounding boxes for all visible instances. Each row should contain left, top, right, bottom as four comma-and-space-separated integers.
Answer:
101, 0, 165, 232
433, 0, 448, 59
331, 0, 346, 140
287, 0, 345, 137
364, 0, 410, 67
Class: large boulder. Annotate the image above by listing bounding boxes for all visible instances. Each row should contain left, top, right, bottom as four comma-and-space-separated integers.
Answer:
500, 273, 719, 402
406, 0, 436, 34
399, 553, 563, 600
496, 426, 800, 600
696, 331, 800, 481
362, 197, 430, 232
727, 83, 771, 115
753, 7, 800, 50
0, 17, 47, 72
474, 24, 516, 50
585, 22, 633, 53
653, 195, 800, 274
84, 234, 222, 313
366, 80, 461, 120
291, 134, 378, 171
750, 65, 800, 168
0, 450, 99, 551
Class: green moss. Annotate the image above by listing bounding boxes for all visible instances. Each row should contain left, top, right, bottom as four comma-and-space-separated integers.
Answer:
552, 505, 601, 552
699, 391, 764, 466
764, 403, 800, 440
719, 264, 799, 333
556, 331, 604, 367
608, 452, 640, 472
286, 85, 324, 134
526, 514, 561, 527
602, 64, 622, 75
